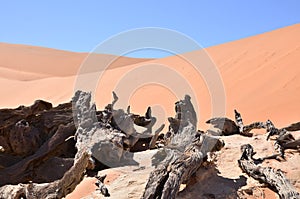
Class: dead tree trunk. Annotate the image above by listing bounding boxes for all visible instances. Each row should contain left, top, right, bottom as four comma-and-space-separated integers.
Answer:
234, 109, 265, 136
0, 91, 97, 198
283, 122, 300, 131
0, 91, 164, 198
266, 120, 286, 140
95, 174, 110, 197
206, 110, 265, 137
238, 144, 300, 199
142, 95, 224, 199
0, 123, 75, 186
265, 120, 300, 158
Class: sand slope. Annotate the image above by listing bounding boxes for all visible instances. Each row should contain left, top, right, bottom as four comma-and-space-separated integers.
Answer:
0, 43, 151, 108
207, 23, 300, 126
0, 24, 299, 199
0, 24, 299, 128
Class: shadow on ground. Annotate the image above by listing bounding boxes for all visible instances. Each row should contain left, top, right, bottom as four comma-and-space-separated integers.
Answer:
177, 164, 247, 199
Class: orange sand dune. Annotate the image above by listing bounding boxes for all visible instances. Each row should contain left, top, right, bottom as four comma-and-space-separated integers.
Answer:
1, 23, 300, 199
0, 42, 151, 77
206, 23, 300, 126
93, 23, 300, 128
0, 24, 299, 130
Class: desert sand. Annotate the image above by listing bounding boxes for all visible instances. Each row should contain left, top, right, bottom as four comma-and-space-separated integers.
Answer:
1, 24, 299, 128
0, 24, 299, 198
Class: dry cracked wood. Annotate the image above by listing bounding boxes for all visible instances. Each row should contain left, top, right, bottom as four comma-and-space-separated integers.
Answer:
206, 117, 239, 136
266, 120, 287, 141
283, 122, 300, 132
0, 101, 76, 186
274, 133, 300, 158
0, 91, 164, 198
0, 123, 75, 186
234, 109, 265, 136
1, 91, 299, 198
238, 144, 300, 199
265, 120, 300, 157
142, 95, 224, 199
95, 174, 110, 197
0, 91, 95, 198
0, 151, 90, 199
206, 109, 265, 136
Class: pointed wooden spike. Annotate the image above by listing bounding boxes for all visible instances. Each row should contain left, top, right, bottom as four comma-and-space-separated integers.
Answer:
145, 106, 151, 118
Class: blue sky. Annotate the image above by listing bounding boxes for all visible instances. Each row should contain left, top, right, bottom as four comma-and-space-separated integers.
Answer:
1, 1, 299, 57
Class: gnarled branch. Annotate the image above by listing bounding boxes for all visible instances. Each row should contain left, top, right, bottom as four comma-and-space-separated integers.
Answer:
238, 144, 300, 199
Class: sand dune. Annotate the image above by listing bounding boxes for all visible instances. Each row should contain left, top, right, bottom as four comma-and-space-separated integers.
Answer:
207, 23, 300, 126
0, 66, 49, 81
1, 24, 299, 199
0, 43, 151, 77
91, 23, 300, 128
0, 24, 299, 129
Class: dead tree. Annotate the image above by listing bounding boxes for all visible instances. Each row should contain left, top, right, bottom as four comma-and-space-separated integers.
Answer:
238, 144, 300, 199
0, 101, 75, 186
282, 122, 300, 132
142, 95, 224, 199
149, 124, 165, 149
0, 91, 101, 198
0, 91, 165, 198
0, 123, 76, 186
266, 120, 286, 140
274, 132, 300, 158
206, 117, 239, 136
265, 120, 300, 158
95, 174, 110, 197
234, 109, 265, 136
206, 110, 264, 136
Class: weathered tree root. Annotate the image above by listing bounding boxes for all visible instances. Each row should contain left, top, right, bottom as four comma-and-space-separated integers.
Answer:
1, 91, 299, 198
274, 133, 300, 158
142, 134, 224, 199
0, 91, 96, 198
283, 122, 300, 132
95, 174, 110, 197
142, 95, 224, 199
0, 151, 90, 199
238, 144, 300, 199
0, 123, 75, 186
266, 120, 286, 141
206, 109, 265, 136
0, 91, 166, 198
265, 120, 300, 158
234, 109, 265, 136
206, 117, 240, 136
